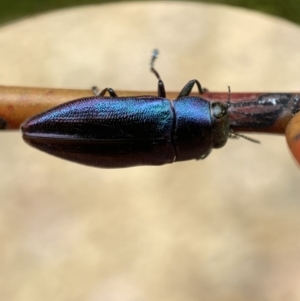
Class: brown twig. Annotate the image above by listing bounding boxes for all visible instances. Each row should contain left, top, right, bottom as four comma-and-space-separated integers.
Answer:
0, 85, 299, 133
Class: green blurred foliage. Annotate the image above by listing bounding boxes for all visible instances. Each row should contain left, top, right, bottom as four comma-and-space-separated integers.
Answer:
204, 0, 300, 24
0, 0, 299, 25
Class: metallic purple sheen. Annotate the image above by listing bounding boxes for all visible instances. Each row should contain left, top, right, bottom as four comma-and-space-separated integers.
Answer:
22, 96, 216, 168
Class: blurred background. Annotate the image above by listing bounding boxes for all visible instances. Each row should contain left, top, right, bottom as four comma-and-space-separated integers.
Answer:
0, 0, 300, 26
1, 1, 300, 301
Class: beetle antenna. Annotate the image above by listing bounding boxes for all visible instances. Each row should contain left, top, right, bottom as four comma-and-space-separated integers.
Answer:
150, 49, 161, 81
229, 130, 260, 144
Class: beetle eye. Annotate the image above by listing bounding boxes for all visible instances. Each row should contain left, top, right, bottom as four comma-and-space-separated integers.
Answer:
212, 102, 227, 119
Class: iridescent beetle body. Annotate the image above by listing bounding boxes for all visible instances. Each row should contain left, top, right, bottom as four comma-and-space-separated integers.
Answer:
21, 51, 230, 168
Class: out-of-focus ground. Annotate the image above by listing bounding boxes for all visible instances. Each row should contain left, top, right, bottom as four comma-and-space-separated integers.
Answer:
0, 2, 300, 301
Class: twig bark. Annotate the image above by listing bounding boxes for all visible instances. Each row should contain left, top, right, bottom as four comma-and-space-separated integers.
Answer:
0, 85, 299, 133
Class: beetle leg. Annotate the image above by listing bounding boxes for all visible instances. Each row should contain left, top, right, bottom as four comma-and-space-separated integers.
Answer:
228, 130, 260, 144
91, 86, 100, 95
176, 80, 208, 99
150, 65, 166, 98
157, 79, 166, 98
150, 49, 166, 98
91, 86, 118, 97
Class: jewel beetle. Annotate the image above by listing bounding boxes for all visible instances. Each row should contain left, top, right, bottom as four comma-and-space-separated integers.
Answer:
22, 50, 232, 168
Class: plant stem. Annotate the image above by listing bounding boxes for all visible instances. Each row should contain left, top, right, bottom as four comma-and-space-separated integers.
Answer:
0, 85, 299, 133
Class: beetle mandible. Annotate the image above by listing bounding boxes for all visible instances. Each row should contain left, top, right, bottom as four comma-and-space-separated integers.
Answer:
22, 50, 232, 168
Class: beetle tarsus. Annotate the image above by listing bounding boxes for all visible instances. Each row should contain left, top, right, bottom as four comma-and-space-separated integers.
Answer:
91, 86, 100, 96
92, 86, 118, 97
150, 49, 159, 69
